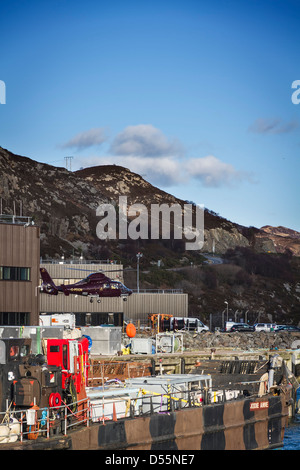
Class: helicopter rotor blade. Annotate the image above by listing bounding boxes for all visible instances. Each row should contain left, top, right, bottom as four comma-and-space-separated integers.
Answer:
63, 267, 126, 273
62, 266, 137, 274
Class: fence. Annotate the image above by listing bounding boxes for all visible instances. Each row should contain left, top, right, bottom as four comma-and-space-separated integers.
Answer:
0, 397, 89, 443
40, 258, 122, 265
209, 311, 273, 331
131, 289, 183, 294
0, 384, 263, 445
0, 215, 32, 225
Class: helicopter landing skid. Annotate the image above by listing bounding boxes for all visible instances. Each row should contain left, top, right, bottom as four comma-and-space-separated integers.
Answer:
89, 297, 101, 303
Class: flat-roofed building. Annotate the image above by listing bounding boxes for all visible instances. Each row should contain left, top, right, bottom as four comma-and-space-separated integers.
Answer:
0, 216, 40, 325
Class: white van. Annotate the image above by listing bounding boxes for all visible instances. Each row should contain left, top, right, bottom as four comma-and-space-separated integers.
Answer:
254, 323, 276, 332
171, 317, 209, 333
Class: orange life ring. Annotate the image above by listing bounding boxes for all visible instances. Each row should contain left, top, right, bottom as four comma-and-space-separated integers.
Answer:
49, 392, 62, 409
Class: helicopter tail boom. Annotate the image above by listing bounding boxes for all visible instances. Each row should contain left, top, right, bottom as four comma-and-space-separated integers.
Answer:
40, 268, 59, 295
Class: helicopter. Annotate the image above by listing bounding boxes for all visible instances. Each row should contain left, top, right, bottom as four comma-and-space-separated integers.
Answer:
40, 267, 132, 303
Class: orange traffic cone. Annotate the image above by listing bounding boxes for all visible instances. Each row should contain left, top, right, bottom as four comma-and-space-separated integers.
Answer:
113, 402, 117, 422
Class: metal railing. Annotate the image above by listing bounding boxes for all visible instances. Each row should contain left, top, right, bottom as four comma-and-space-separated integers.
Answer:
0, 385, 262, 445
40, 258, 122, 265
0, 215, 33, 225
131, 289, 183, 294
0, 398, 89, 443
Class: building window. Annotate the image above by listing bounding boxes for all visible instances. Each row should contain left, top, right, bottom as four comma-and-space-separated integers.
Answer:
74, 312, 123, 327
0, 267, 31, 281
62, 344, 68, 370
0, 312, 30, 326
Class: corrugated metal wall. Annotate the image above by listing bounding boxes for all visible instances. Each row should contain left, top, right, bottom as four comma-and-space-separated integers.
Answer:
124, 293, 188, 321
0, 223, 40, 324
40, 263, 123, 282
40, 293, 124, 313
39, 292, 188, 318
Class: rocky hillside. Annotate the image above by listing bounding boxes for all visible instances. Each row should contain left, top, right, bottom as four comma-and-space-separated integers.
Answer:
0, 146, 108, 257
1, 146, 300, 325
258, 225, 300, 256
0, 146, 299, 261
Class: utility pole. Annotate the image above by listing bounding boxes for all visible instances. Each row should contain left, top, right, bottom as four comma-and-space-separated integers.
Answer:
64, 156, 73, 171
224, 301, 229, 322
136, 252, 143, 293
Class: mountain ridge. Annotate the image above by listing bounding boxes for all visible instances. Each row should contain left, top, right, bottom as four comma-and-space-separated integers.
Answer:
0, 146, 299, 259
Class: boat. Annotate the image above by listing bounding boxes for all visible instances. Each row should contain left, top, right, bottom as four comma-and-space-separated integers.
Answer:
0, 336, 295, 450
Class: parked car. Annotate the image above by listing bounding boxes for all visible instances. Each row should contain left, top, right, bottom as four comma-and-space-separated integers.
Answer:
254, 323, 276, 332
274, 325, 285, 331
275, 325, 300, 332
230, 323, 255, 332
225, 321, 239, 332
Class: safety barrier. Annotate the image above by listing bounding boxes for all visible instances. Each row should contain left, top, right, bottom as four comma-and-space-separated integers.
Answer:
0, 398, 89, 443
0, 384, 264, 444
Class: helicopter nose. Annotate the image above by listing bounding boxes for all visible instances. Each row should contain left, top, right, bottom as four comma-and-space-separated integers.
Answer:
122, 285, 132, 295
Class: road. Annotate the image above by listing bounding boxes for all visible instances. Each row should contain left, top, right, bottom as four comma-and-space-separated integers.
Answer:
202, 253, 223, 265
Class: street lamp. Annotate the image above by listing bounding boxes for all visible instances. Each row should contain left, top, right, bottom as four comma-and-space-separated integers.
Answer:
224, 301, 229, 322
136, 252, 143, 293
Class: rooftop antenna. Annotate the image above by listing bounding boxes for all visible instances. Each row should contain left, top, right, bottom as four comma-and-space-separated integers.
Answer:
64, 156, 73, 171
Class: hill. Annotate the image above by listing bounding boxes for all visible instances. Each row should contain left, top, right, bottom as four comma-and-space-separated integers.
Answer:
258, 225, 300, 256
1, 146, 300, 324
1, 146, 299, 260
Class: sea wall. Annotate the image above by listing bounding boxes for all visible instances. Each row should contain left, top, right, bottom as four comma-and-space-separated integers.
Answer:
182, 330, 300, 351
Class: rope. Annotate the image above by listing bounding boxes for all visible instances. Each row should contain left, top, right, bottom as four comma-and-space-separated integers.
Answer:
1, 401, 13, 425
141, 389, 202, 407
61, 399, 84, 422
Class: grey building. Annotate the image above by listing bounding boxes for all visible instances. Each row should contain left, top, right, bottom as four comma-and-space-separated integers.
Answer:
0, 216, 40, 325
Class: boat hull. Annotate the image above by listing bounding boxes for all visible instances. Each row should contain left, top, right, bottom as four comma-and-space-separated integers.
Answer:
0, 391, 290, 450
65, 393, 289, 450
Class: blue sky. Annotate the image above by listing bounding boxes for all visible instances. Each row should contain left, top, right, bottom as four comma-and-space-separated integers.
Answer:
0, 0, 299, 231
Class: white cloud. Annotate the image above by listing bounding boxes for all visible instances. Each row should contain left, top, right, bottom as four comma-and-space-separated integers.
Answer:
75, 153, 247, 189
187, 155, 245, 187
116, 155, 184, 187
249, 118, 299, 134
75, 154, 184, 187
110, 124, 184, 157
72, 124, 251, 189
61, 127, 108, 151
